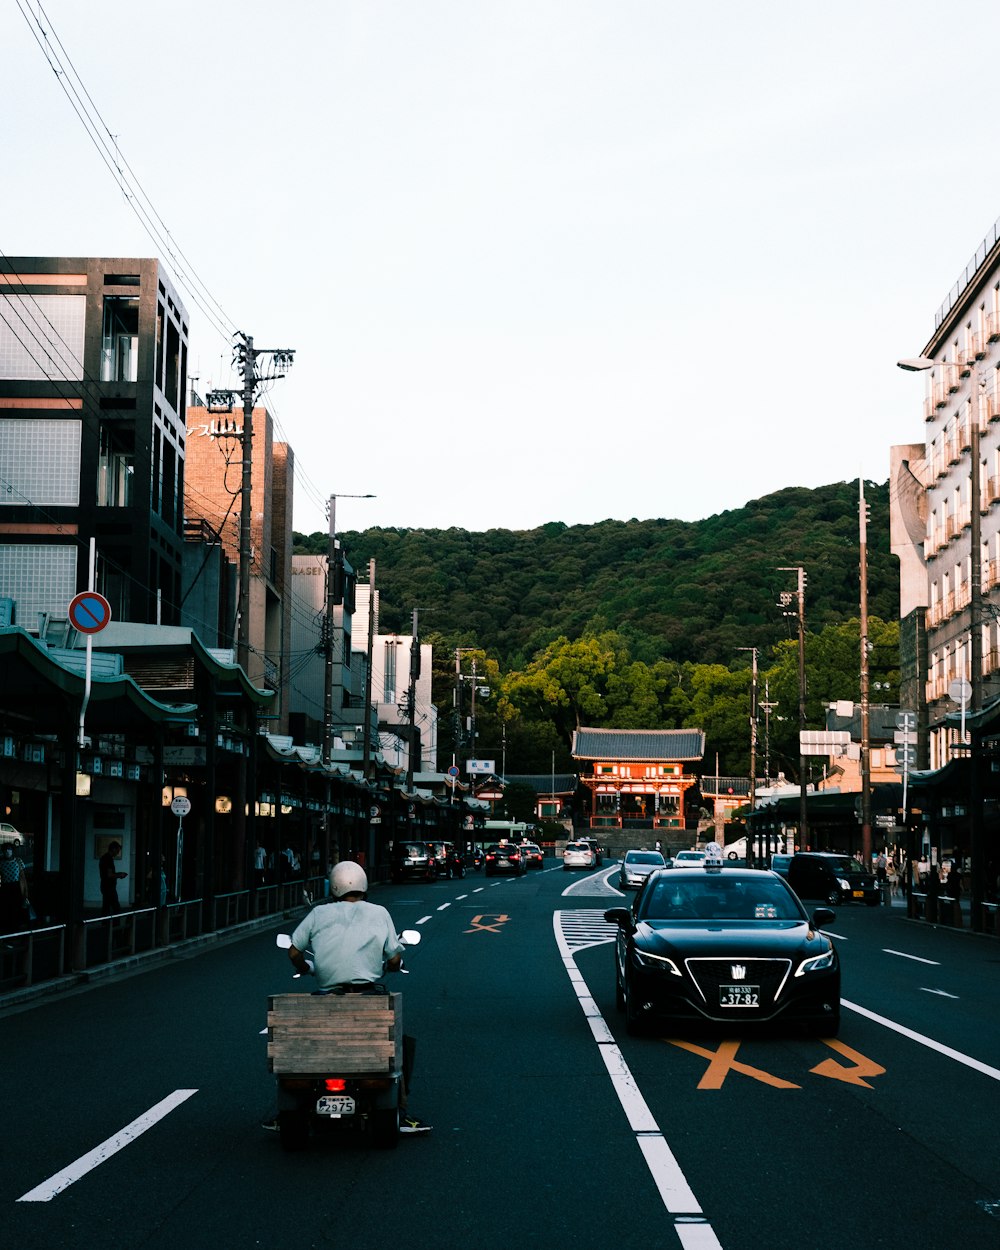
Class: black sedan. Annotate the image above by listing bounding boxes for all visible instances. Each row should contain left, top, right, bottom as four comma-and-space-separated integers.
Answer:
604, 866, 839, 1037
483, 842, 527, 876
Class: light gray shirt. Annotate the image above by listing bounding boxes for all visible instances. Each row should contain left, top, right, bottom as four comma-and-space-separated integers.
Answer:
291, 900, 403, 988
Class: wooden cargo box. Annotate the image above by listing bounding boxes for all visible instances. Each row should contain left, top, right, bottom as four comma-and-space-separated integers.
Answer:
267, 992, 403, 1075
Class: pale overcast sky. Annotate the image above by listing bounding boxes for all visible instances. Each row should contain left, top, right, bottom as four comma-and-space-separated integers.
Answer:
5, 0, 1000, 537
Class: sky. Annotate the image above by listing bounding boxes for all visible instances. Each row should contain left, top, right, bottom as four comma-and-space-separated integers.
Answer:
5, 0, 1000, 539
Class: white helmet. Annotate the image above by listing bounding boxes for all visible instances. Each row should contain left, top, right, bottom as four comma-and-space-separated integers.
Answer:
330, 861, 368, 897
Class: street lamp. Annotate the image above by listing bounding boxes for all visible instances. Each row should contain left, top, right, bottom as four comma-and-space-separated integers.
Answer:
323, 493, 376, 765
898, 353, 985, 929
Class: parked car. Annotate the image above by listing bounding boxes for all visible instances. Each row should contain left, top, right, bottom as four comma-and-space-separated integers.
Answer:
618, 848, 667, 889
390, 841, 433, 883
604, 864, 840, 1036
426, 840, 466, 879
563, 841, 596, 871
483, 842, 527, 876
786, 852, 881, 907
519, 842, 544, 869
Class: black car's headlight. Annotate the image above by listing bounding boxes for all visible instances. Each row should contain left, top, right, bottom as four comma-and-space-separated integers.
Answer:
836, 877, 851, 890
634, 949, 683, 977
795, 946, 836, 977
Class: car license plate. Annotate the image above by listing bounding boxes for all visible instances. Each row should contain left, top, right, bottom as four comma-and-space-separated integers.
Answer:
852, 890, 864, 898
719, 985, 759, 1007
316, 1095, 356, 1117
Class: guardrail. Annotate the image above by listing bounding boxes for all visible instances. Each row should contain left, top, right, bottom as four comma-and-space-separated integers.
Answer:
0, 875, 335, 999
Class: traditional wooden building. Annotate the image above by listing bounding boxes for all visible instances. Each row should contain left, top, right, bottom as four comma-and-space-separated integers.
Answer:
571, 727, 704, 834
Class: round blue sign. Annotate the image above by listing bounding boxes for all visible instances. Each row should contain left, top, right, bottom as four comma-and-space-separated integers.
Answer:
68, 591, 113, 634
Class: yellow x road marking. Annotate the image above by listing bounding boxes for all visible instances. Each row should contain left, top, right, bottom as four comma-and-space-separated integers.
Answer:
465, 913, 509, 934
666, 1037, 885, 1089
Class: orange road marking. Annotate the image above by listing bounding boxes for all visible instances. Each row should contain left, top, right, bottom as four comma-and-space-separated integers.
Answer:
810, 1039, 886, 1088
667, 1039, 801, 1089
465, 913, 510, 934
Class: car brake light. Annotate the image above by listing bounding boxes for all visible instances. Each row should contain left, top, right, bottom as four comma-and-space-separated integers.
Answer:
324, 1078, 348, 1092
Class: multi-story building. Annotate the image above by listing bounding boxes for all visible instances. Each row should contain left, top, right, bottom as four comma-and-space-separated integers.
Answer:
0, 256, 189, 629
891, 214, 1000, 769
185, 403, 293, 732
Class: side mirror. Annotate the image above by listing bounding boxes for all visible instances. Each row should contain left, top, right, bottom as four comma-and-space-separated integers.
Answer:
812, 907, 836, 929
603, 907, 636, 934
400, 929, 421, 947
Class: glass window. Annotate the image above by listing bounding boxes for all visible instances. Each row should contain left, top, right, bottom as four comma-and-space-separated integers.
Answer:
97, 423, 134, 507
0, 294, 85, 381
0, 419, 81, 506
101, 296, 139, 382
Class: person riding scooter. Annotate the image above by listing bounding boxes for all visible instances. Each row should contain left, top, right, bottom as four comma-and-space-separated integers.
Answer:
266, 860, 431, 1135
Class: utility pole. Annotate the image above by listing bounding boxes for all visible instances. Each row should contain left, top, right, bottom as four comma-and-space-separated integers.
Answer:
859, 479, 872, 867
206, 334, 294, 676
779, 566, 808, 848
737, 646, 758, 864
362, 560, 376, 779
405, 608, 420, 793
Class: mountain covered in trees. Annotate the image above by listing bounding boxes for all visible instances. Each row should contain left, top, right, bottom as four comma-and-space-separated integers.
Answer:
294, 480, 899, 780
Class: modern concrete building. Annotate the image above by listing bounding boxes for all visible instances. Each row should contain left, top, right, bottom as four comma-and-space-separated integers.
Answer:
0, 256, 189, 630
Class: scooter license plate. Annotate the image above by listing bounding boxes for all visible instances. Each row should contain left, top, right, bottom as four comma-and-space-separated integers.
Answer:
316, 1095, 356, 1117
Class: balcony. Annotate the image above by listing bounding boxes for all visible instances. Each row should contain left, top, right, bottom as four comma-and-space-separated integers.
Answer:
988, 311, 1000, 342
945, 438, 961, 465
933, 383, 950, 409
945, 363, 962, 393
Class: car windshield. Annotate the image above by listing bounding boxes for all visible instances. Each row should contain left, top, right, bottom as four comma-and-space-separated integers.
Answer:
643, 876, 803, 922
626, 852, 664, 865
824, 856, 868, 875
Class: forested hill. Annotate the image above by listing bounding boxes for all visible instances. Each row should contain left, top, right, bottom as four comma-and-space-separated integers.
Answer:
293, 480, 897, 667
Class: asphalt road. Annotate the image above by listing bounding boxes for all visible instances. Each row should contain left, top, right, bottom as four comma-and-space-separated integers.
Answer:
2, 863, 999, 1250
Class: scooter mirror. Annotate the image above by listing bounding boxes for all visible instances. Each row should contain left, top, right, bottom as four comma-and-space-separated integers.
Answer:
399, 929, 421, 947
275, 933, 292, 949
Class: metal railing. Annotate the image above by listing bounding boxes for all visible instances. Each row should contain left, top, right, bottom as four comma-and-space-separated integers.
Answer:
0, 877, 331, 999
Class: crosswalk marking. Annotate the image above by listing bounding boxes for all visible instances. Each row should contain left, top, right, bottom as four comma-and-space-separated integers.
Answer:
556, 908, 617, 952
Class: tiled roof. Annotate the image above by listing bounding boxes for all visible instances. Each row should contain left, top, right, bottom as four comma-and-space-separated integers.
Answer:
506, 774, 578, 793
571, 727, 705, 762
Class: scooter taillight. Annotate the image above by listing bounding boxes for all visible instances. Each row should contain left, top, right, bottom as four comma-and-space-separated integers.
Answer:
323, 1078, 348, 1093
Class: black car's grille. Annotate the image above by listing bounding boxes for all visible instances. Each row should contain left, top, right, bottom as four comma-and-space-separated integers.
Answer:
684, 957, 792, 1007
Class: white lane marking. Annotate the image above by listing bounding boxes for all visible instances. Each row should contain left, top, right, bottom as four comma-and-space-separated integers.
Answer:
554, 914, 722, 1247
843, 999, 1000, 1080
17, 1089, 198, 1202
416, 914, 432, 925
921, 988, 959, 999
455, 894, 469, 900
437, 903, 451, 911
883, 948, 939, 965
561, 866, 621, 898
472, 887, 484, 893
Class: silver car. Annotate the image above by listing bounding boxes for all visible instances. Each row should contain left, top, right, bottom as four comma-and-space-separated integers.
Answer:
618, 849, 667, 889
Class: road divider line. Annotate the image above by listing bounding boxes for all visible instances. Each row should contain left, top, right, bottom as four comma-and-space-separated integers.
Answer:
555, 913, 722, 1247
843, 998, 1000, 1080
883, 948, 939, 965
17, 1089, 198, 1202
